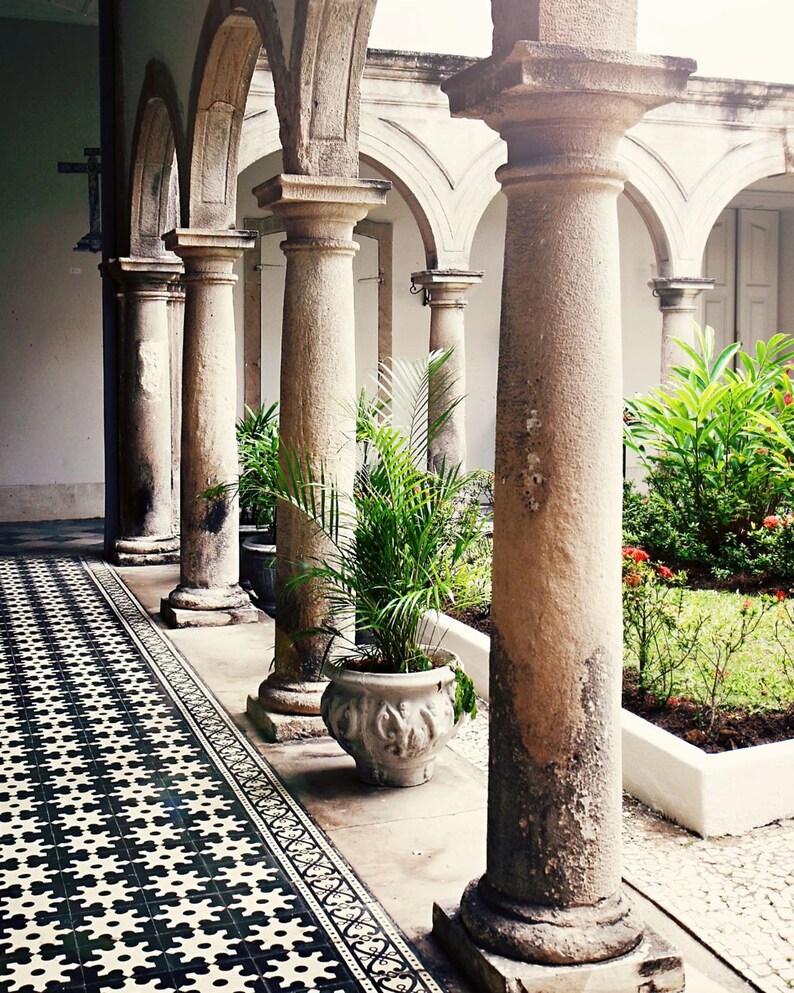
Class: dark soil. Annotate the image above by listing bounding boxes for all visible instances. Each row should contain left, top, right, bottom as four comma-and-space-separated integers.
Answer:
622, 669, 794, 752
672, 562, 792, 597
452, 605, 491, 637
448, 607, 794, 752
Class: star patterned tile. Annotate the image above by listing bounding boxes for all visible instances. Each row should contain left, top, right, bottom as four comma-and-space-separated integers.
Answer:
0, 554, 446, 993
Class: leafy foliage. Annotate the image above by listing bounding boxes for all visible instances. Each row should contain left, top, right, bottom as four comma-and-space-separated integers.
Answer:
275, 351, 486, 717
624, 326, 794, 562
237, 402, 280, 532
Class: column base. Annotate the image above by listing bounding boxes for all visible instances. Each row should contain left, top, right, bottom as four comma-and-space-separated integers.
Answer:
160, 588, 264, 629
113, 535, 180, 566
246, 695, 328, 742
433, 904, 685, 993
257, 673, 327, 716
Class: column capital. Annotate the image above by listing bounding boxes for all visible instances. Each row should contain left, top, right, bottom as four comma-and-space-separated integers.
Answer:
253, 174, 390, 226
650, 276, 716, 310
443, 44, 694, 186
106, 256, 184, 290
411, 269, 484, 311
411, 269, 484, 291
162, 229, 257, 265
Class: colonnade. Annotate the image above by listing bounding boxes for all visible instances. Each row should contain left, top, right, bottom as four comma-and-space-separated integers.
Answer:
110, 1, 697, 988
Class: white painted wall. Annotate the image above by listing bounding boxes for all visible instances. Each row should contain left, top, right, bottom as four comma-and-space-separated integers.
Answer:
778, 210, 794, 334
620, 193, 664, 399
0, 19, 103, 521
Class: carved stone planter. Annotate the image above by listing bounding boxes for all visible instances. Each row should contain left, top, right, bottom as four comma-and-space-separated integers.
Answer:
320, 648, 462, 787
241, 532, 276, 616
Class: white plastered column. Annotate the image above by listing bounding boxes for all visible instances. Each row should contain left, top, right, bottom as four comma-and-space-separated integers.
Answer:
650, 277, 715, 381
410, 270, 483, 472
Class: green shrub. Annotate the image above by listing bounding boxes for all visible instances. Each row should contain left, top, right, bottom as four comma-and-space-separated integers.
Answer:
624, 326, 794, 561
236, 402, 279, 532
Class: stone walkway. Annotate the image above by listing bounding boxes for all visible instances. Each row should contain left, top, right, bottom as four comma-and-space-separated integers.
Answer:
449, 705, 794, 993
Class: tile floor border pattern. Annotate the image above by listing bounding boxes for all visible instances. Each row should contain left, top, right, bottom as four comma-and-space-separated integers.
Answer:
0, 553, 446, 993
447, 694, 794, 993
86, 557, 448, 993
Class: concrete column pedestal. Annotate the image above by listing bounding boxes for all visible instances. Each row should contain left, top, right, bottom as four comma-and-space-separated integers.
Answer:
650, 277, 715, 381
108, 257, 182, 566
160, 229, 262, 629
410, 269, 483, 472
436, 31, 695, 992
247, 175, 390, 741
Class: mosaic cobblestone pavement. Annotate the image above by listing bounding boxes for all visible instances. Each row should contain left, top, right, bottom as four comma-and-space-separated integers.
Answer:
0, 554, 445, 993
448, 702, 794, 992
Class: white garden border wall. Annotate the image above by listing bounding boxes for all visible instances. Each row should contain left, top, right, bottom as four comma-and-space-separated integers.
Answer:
426, 611, 794, 837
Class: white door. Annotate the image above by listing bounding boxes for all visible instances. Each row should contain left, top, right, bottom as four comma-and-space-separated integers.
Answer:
702, 208, 737, 355
737, 207, 779, 353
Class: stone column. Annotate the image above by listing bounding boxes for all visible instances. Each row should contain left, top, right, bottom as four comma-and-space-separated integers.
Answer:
109, 258, 182, 565
247, 175, 389, 742
651, 277, 715, 381
410, 270, 483, 472
431, 26, 694, 993
160, 229, 261, 629
168, 281, 186, 538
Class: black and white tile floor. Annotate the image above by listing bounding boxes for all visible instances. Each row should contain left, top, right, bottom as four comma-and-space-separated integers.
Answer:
0, 520, 103, 555
0, 553, 445, 993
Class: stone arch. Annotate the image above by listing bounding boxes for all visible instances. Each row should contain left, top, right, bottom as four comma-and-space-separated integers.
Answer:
687, 136, 790, 266
452, 139, 505, 266
620, 135, 686, 274
183, 3, 262, 229
128, 63, 185, 258
359, 121, 500, 270
236, 113, 441, 268
186, 1, 288, 229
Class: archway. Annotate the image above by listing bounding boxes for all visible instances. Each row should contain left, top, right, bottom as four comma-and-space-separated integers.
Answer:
235, 151, 429, 415
699, 172, 794, 354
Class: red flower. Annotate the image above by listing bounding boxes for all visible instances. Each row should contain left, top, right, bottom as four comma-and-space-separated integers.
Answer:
777, 590, 787, 602
622, 546, 650, 563
624, 573, 641, 587
764, 515, 783, 529
785, 393, 793, 406
657, 565, 674, 580
740, 598, 753, 613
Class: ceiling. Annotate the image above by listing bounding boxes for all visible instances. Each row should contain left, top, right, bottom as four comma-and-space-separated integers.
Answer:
0, 0, 98, 25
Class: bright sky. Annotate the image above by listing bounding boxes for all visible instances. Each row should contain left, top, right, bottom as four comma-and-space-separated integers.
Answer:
369, 0, 794, 85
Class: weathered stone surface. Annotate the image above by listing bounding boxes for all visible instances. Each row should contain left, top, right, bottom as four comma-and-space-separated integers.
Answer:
246, 695, 328, 743
250, 176, 389, 726
491, 0, 639, 54
410, 270, 483, 473
160, 597, 264, 630
160, 229, 256, 627
108, 257, 183, 565
436, 1, 695, 974
433, 904, 685, 993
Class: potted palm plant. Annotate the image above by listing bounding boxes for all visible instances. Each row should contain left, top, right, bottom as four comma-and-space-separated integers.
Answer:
223, 402, 280, 615
279, 352, 486, 787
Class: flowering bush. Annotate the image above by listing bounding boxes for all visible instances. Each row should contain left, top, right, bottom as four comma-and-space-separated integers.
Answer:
714, 512, 794, 584
622, 547, 695, 701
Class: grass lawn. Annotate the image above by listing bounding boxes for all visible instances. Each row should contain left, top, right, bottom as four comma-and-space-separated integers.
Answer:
624, 586, 794, 712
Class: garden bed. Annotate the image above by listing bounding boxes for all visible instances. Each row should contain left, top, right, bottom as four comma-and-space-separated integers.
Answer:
427, 609, 794, 836
447, 594, 794, 753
